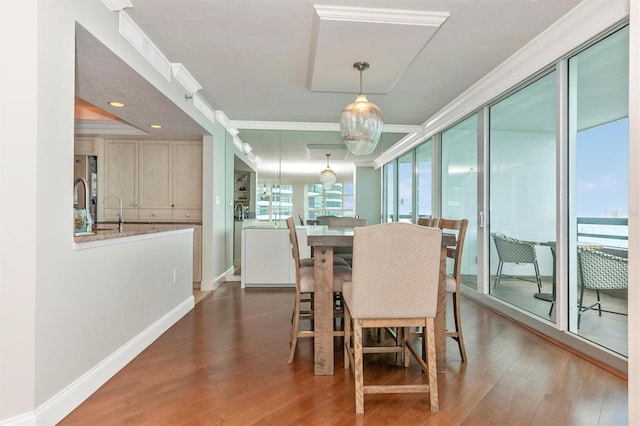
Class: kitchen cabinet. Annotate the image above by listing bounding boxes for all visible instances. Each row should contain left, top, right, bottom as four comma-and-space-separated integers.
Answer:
103, 139, 202, 222
104, 139, 139, 221
173, 141, 203, 210
74, 136, 98, 156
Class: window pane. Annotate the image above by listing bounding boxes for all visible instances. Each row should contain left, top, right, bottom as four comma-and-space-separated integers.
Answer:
569, 26, 628, 356
398, 152, 413, 223
489, 72, 556, 319
305, 182, 351, 218
383, 162, 395, 222
416, 139, 433, 220
442, 115, 477, 290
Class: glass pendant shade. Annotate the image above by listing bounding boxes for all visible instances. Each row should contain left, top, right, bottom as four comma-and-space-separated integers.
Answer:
340, 61, 384, 156
320, 154, 337, 190
340, 93, 383, 155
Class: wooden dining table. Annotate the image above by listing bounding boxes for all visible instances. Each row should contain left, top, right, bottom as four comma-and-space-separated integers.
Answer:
306, 225, 456, 375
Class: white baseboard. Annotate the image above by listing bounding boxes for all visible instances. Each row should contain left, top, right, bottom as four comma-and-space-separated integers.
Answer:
200, 267, 234, 291
18, 296, 195, 426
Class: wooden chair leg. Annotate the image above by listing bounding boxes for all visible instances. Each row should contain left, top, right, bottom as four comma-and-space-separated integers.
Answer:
288, 300, 300, 363
354, 319, 364, 414
452, 292, 467, 362
344, 305, 352, 369
425, 318, 439, 412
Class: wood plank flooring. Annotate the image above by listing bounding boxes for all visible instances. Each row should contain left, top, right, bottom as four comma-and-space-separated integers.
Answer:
60, 282, 627, 425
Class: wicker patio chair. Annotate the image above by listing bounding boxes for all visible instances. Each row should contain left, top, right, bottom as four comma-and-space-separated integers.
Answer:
491, 233, 542, 293
577, 246, 628, 329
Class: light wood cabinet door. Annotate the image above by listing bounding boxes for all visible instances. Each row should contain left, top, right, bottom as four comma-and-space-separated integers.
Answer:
172, 141, 202, 209
138, 140, 172, 210
104, 140, 138, 216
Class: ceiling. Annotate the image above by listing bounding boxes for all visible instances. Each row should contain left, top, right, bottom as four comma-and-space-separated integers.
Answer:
75, 0, 583, 180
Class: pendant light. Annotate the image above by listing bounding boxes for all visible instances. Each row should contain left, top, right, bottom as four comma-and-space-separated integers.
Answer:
340, 61, 384, 156
319, 153, 337, 190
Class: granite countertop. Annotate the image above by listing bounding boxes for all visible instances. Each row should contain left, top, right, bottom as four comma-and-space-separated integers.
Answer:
73, 222, 200, 243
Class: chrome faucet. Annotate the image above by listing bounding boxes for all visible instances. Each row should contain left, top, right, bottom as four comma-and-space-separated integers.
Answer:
104, 195, 124, 232
73, 177, 92, 232
234, 202, 245, 220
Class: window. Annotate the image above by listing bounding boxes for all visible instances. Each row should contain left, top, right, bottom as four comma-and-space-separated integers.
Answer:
256, 183, 293, 221
306, 182, 351, 219
398, 151, 414, 223
383, 161, 396, 222
568, 26, 629, 356
416, 139, 433, 220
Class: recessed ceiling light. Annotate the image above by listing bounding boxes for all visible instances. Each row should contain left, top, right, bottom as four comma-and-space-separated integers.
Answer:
108, 101, 126, 108
149, 124, 162, 129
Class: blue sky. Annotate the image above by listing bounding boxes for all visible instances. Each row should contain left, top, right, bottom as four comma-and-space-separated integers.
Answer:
576, 118, 629, 217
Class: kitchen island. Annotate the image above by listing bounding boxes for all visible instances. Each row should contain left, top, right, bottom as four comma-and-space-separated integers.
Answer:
240, 220, 310, 288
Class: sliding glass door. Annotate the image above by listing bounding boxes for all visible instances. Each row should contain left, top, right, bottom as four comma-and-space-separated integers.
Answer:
442, 115, 478, 289
488, 72, 557, 319
568, 26, 629, 356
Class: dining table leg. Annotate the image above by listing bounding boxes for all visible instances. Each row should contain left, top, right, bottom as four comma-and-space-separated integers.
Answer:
435, 245, 447, 373
314, 246, 334, 375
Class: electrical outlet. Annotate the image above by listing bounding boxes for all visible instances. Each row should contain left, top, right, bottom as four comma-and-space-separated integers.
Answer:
173, 268, 179, 284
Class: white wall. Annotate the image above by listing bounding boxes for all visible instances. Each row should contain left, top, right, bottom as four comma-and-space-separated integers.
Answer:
0, 0, 37, 419
355, 165, 382, 225
0, 0, 223, 423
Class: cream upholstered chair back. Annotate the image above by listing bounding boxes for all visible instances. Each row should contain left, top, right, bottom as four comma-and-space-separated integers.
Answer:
348, 222, 441, 319
327, 217, 367, 228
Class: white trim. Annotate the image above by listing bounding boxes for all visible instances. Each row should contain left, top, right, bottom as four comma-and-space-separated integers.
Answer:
377, 0, 630, 164
314, 5, 449, 27
628, 0, 639, 423
118, 11, 171, 81
230, 119, 421, 134
200, 267, 232, 291
100, 0, 132, 12
32, 296, 194, 426
171, 63, 202, 95
192, 93, 215, 122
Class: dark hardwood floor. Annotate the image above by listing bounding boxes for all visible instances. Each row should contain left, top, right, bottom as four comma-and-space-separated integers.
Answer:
60, 282, 627, 425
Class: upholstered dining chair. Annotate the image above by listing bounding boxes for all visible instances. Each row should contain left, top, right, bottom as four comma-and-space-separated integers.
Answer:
343, 222, 442, 413
491, 233, 542, 293
577, 246, 628, 329
286, 217, 352, 363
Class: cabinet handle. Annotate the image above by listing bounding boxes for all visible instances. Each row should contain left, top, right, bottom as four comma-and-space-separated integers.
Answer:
186, 214, 190, 217
151, 213, 156, 217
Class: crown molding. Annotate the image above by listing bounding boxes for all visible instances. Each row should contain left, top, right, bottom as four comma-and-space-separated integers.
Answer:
230, 120, 421, 134
119, 11, 171, 81
101, 0, 132, 12
170, 63, 202, 95
314, 5, 449, 26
